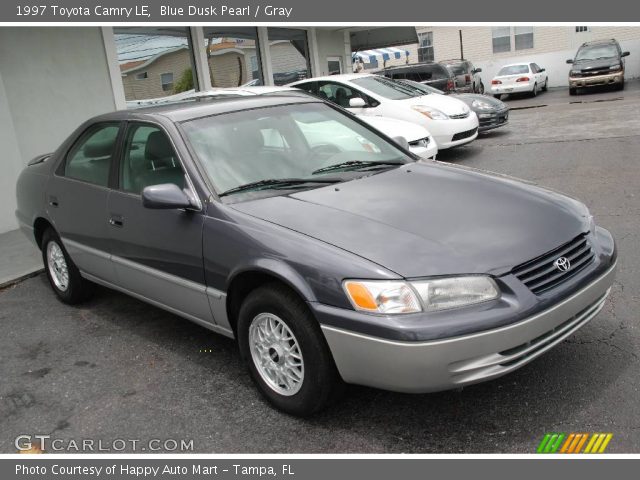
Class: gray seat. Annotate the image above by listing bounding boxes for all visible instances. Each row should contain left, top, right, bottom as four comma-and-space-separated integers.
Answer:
134, 131, 184, 192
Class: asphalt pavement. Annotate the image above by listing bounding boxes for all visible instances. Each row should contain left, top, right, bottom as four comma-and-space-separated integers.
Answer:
1, 83, 639, 453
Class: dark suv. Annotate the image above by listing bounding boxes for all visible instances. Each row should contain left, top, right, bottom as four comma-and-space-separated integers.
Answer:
381, 62, 456, 92
440, 59, 484, 93
567, 39, 630, 95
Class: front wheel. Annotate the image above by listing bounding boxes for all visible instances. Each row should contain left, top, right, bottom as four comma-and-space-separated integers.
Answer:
493, 94, 501, 99
237, 283, 343, 416
531, 83, 538, 97
569, 87, 577, 96
542, 78, 548, 91
41, 228, 93, 304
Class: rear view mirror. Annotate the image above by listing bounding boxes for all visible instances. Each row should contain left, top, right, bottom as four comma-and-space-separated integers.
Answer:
349, 97, 366, 108
622, 51, 630, 57
566, 59, 574, 64
142, 183, 192, 210
392, 136, 410, 150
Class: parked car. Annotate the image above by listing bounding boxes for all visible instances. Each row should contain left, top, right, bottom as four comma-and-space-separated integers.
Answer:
180, 87, 438, 159
396, 79, 509, 132
567, 39, 630, 95
491, 63, 548, 98
380, 63, 456, 93
440, 59, 484, 93
290, 74, 478, 149
16, 95, 616, 416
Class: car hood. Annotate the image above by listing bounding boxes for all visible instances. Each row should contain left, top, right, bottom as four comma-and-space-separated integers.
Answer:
230, 163, 590, 278
358, 116, 430, 142
453, 93, 507, 111
396, 93, 471, 116
572, 57, 619, 71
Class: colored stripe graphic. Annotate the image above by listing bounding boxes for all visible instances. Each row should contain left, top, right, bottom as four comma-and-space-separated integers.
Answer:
538, 433, 613, 453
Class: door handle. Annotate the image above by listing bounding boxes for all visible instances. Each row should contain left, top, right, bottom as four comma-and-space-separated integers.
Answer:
109, 214, 124, 227
48, 196, 59, 208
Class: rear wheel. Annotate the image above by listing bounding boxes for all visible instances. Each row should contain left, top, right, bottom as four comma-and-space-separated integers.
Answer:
41, 228, 93, 304
237, 283, 343, 416
478, 82, 485, 94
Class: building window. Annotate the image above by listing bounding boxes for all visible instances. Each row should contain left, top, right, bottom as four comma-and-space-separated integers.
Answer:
202, 27, 264, 87
160, 72, 174, 91
417, 32, 434, 62
267, 28, 311, 85
114, 27, 196, 106
575, 26, 589, 33
492, 27, 511, 53
514, 26, 534, 50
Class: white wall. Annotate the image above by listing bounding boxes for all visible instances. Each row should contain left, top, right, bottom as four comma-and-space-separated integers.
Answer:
474, 38, 640, 89
0, 27, 117, 234
314, 29, 352, 76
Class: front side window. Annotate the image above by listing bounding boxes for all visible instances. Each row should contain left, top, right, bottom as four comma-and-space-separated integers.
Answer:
181, 103, 411, 197
64, 124, 120, 187
317, 82, 367, 107
119, 124, 185, 194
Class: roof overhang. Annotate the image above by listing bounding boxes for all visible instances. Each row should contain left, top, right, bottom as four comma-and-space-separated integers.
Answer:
349, 27, 419, 52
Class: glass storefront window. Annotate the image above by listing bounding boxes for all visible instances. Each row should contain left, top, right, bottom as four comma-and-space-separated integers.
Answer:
114, 27, 196, 107
202, 27, 264, 88
267, 28, 311, 86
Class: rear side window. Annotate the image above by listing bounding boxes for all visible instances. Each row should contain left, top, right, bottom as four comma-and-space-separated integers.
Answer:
64, 124, 120, 187
119, 124, 185, 194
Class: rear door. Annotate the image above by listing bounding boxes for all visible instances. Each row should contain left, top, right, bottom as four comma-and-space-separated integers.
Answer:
47, 122, 122, 282
106, 121, 214, 325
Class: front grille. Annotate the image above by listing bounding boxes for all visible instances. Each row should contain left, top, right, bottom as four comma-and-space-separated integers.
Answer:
512, 233, 595, 295
409, 137, 430, 148
449, 111, 470, 119
579, 69, 613, 77
451, 127, 478, 141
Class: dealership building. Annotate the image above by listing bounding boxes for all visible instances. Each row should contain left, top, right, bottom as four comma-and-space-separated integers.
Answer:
0, 26, 418, 235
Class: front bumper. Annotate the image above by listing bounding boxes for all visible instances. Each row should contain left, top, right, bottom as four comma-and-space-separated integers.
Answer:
321, 261, 615, 393
429, 114, 479, 149
408, 138, 438, 159
477, 109, 509, 132
569, 71, 623, 89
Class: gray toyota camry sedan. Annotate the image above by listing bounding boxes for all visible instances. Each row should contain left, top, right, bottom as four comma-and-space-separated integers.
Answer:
16, 95, 616, 416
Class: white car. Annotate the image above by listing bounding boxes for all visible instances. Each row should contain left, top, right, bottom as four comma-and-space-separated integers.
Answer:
289, 74, 479, 149
179, 86, 437, 159
490, 62, 548, 98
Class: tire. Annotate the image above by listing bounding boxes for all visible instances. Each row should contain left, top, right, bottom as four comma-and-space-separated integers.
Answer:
41, 228, 94, 304
616, 77, 625, 91
542, 78, 548, 91
569, 87, 577, 96
237, 283, 343, 416
531, 83, 538, 97
493, 94, 501, 99
478, 82, 485, 94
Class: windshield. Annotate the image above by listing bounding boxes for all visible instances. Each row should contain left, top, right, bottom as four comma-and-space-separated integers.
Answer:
576, 44, 618, 61
497, 65, 529, 76
351, 76, 422, 100
181, 102, 411, 197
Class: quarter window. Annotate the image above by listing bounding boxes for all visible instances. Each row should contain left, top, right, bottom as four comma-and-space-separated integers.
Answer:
64, 124, 119, 187
120, 124, 185, 194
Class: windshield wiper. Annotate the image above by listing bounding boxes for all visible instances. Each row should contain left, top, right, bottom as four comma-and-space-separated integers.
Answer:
312, 160, 404, 175
218, 178, 340, 197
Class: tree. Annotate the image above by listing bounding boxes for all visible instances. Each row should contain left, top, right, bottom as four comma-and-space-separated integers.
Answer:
174, 68, 194, 94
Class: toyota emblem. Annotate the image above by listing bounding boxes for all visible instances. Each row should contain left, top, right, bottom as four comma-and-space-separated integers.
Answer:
554, 257, 571, 272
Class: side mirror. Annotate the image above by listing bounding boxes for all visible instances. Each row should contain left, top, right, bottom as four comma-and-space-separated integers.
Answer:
474, 68, 482, 73
540, 68, 546, 72
349, 97, 366, 108
392, 136, 410, 150
622, 51, 630, 57
566, 59, 574, 64
142, 183, 193, 210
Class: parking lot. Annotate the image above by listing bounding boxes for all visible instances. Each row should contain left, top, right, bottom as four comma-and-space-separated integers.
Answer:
1, 82, 639, 454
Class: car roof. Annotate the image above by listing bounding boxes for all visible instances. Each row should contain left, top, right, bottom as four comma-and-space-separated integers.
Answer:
439, 59, 468, 64
383, 62, 445, 71
580, 38, 619, 47
290, 73, 375, 84
92, 95, 320, 123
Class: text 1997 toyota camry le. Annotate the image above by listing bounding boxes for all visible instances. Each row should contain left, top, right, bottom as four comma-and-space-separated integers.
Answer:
16, 96, 616, 416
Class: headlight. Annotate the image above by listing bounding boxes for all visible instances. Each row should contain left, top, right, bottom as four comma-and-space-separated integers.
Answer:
343, 280, 421, 314
411, 276, 499, 312
570, 70, 581, 76
412, 105, 449, 120
343, 276, 500, 315
471, 99, 494, 110
610, 64, 622, 71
